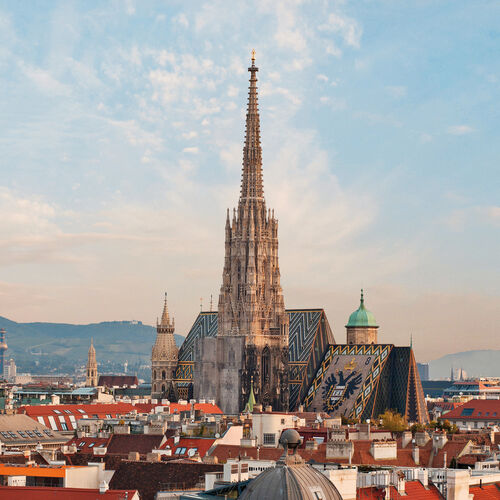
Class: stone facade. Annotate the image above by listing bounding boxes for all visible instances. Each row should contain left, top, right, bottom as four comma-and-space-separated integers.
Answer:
195, 53, 289, 414
346, 326, 378, 345
85, 339, 98, 387
151, 294, 178, 400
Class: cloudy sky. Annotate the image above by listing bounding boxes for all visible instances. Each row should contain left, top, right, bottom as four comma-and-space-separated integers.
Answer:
0, 1, 498, 362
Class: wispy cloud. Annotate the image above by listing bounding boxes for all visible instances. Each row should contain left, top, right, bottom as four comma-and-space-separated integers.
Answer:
447, 125, 474, 135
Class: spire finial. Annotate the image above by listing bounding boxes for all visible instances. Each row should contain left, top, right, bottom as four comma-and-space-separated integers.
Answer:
251, 49, 256, 62
360, 289, 364, 306
160, 292, 171, 327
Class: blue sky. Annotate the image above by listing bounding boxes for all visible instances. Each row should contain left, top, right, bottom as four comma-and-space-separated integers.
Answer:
0, 1, 498, 362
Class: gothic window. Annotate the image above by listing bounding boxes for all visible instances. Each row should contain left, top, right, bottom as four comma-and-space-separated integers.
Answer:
153, 370, 157, 380
162, 370, 166, 380
161, 384, 165, 393
262, 347, 270, 386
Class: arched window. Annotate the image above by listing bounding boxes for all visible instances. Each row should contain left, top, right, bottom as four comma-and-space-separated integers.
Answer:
153, 370, 157, 380
161, 384, 166, 393
162, 370, 166, 380
262, 346, 270, 386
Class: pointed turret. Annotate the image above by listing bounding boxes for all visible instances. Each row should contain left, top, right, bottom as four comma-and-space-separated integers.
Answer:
86, 338, 98, 387
152, 292, 179, 400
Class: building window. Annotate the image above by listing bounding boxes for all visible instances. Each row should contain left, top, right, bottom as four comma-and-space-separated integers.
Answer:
263, 433, 275, 445
162, 370, 166, 380
281, 419, 285, 425
153, 370, 156, 380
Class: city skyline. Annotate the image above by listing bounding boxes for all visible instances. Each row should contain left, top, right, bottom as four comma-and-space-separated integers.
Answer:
1, 1, 499, 362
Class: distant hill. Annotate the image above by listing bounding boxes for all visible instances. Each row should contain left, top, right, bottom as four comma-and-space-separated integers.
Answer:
0, 316, 185, 373
427, 350, 500, 379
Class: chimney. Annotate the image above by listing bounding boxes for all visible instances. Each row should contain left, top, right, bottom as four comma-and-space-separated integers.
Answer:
417, 468, 428, 488
99, 480, 109, 493
432, 431, 448, 451
305, 439, 318, 450
264, 405, 272, 413
298, 404, 304, 412
415, 431, 430, 447
128, 451, 140, 461
401, 431, 412, 448
412, 444, 420, 465
446, 470, 470, 500
146, 452, 161, 462
392, 470, 405, 495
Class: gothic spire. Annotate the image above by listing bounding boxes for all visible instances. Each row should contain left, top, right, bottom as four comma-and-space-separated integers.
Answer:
240, 50, 264, 203
159, 292, 173, 328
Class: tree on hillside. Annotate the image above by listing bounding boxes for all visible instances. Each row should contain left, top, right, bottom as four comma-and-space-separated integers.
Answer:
379, 410, 408, 432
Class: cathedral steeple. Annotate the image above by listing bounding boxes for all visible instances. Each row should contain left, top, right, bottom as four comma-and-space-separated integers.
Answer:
86, 338, 98, 387
213, 52, 289, 414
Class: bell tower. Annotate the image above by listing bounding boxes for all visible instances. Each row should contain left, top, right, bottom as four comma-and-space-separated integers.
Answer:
86, 338, 98, 387
151, 293, 179, 400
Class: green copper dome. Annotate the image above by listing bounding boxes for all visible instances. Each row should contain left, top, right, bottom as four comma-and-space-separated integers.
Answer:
346, 290, 378, 328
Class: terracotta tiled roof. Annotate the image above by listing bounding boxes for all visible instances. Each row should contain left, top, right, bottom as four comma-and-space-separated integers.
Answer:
109, 460, 223, 500
427, 402, 464, 412
106, 433, 165, 455
0, 452, 48, 465
469, 483, 500, 500
443, 400, 500, 421
0, 486, 138, 499
160, 437, 216, 457
66, 436, 111, 453
357, 481, 442, 500
98, 375, 139, 387
18, 403, 137, 431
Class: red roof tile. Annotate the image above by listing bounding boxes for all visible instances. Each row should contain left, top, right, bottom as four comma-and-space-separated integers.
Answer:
357, 481, 442, 500
0, 486, 138, 499
469, 483, 500, 500
98, 375, 139, 387
106, 434, 165, 455
66, 436, 111, 453
160, 437, 216, 457
443, 400, 500, 421
18, 403, 138, 432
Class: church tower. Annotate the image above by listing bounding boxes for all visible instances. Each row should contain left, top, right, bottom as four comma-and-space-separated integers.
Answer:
151, 293, 179, 400
85, 339, 98, 387
216, 51, 289, 413
346, 290, 379, 344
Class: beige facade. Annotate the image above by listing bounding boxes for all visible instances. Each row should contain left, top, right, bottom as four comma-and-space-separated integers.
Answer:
151, 294, 178, 399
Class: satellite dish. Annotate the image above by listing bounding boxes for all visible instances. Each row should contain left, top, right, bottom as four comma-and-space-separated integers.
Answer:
215, 433, 220, 438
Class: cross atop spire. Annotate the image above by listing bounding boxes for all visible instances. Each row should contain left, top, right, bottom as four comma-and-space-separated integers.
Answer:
240, 51, 264, 203
159, 292, 174, 330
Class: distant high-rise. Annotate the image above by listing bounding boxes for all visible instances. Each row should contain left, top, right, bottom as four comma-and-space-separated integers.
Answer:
151, 293, 178, 400
85, 338, 98, 387
195, 52, 289, 414
0, 329, 8, 379
417, 362, 430, 381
